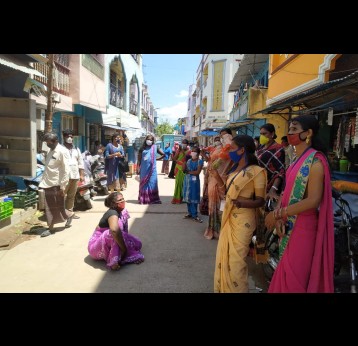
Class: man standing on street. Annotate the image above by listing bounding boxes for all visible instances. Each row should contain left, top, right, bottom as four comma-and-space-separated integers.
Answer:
39, 132, 72, 237
62, 129, 85, 226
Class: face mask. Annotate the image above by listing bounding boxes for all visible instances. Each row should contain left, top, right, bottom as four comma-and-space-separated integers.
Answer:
287, 131, 307, 146
65, 137, 73, 144
46, 143, 56, 150
146, 140, 153, 146
182, 144, 187, 149
229, 150, 244, 163
259, 135, 270, 145
214, 141, 221, 146
118, 201, 125, 210
191, 152, 198, 159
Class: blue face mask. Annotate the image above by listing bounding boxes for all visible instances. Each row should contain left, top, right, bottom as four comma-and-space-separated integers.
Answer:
229, 150, 244, 163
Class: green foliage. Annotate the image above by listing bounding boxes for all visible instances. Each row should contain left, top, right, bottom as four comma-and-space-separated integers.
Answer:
156, 121, 174, 137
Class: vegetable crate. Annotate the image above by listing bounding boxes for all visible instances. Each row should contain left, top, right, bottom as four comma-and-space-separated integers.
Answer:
8, 191, 37, 209
0, 198, 13, 221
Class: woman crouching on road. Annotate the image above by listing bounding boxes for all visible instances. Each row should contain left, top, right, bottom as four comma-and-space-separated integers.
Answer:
88, 192, 144, 270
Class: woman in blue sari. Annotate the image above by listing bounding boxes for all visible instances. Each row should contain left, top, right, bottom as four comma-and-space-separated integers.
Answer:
136, 134, 165, 204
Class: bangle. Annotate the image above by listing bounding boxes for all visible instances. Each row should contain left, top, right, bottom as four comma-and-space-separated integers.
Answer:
271, 185, 278, 191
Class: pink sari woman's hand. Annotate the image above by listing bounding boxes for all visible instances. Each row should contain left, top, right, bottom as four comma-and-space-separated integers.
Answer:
275, 219, 287, 238
265, 211, 276, 230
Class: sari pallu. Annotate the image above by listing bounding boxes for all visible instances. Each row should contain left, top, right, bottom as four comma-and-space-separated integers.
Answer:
172, 150, 189, 204
214, 165, 266, 293
268, 149, 334, 293
204, 145, 233, 240
138, 145, 161, 204
88, 209, 144, 269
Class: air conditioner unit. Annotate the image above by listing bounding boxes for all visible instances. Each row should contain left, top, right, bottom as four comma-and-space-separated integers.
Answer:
52, 93, 61, 104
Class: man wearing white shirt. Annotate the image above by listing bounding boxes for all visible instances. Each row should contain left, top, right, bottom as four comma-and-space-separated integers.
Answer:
39, 132, 72, 237
62, 129, 85, 225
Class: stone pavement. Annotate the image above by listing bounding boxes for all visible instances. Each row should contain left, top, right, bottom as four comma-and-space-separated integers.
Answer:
0, 162, 267, 293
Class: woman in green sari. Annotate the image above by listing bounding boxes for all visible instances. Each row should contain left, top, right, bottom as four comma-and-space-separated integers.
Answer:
171, 139, 191, 204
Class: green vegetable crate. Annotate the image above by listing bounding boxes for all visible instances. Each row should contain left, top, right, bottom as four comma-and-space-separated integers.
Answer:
8, 191, 37, 209
0, 198, 13, 221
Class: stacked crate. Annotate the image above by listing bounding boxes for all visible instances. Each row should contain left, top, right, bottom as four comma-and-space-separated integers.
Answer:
8, 191, 37, 209
0, 197, 13, 221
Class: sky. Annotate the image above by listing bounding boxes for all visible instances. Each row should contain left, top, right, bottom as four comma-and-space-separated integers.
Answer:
142, 54, 202, 125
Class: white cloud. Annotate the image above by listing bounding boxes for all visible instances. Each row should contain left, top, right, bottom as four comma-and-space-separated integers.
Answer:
175, 90, 189, 98
157, 102, 187, 125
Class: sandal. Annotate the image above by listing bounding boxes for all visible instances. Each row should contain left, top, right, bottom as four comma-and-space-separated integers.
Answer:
193, 217, 203, 223
183, 214, 192, 219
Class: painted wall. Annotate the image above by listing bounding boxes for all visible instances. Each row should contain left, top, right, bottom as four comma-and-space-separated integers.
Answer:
69, 54, 106, 113
267, 54, 339, 104
201, 54, 242, 126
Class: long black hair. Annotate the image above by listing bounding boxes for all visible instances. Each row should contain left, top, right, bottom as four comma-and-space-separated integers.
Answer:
260, 123, 277, 140
291, 115, 327, 156
232, 135, 258, 167
104, 191, 123, 209
139, 134, 155, 153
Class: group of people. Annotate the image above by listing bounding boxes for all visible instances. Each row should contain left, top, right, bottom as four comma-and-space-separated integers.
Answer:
211, 116, 334, 293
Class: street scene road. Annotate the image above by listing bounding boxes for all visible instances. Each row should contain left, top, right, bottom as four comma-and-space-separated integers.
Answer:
0, 162, 268, 293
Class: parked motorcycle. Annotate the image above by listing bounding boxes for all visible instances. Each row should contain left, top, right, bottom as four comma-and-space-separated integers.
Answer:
90, 155, 109, 195
74, 180, 93, 211
332, 188, 358, 293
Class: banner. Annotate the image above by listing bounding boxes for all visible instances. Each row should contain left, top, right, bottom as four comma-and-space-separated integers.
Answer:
212, 60, 225, 111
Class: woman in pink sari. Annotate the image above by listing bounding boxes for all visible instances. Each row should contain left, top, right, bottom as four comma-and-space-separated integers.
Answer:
88, 192, 144, 270
265, 115, 334, 293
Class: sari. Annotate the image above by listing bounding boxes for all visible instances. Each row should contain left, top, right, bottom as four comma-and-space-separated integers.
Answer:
182, 159, 203, 204
204, 145, 233, 240
171, 149, 190, 204
268, 149, 334, 293
105, 143, 124, 190
138, 145, 161, 204
88, 209, 144, 269
214, 165, 266, 293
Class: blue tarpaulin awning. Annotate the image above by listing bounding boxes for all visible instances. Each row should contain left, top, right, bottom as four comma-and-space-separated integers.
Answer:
199, 130, 219, 136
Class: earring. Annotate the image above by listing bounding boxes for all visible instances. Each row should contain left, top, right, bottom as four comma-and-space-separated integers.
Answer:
306, 136, 310, 144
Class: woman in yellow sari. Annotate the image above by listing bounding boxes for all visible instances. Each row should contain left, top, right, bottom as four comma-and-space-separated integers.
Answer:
212, 135, 267, 293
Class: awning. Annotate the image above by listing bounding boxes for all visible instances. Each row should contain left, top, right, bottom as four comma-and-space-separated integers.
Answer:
199, 130, 219, 136
0, 56, 45, 77
224, 119, 254, 129
103, 124, 129, 130
256, 69, 358, 115
23, 77, 47, 96
228, 54, 269, 92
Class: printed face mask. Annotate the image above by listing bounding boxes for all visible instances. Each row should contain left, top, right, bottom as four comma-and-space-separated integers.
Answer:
146, 140, 153, 146
65, 137, 73, 144
287, 131, 307, 146
259, 135, 270, 145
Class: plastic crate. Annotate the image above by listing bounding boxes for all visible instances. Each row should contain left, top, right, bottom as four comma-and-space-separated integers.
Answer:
0, 179, 17, 197
0, 198, 13, 220
8, 191, 37, 209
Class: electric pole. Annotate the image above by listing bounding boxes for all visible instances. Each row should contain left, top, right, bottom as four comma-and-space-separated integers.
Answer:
45, 54, 54, 132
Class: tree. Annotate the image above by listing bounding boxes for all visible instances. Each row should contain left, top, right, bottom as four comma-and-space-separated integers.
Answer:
156, 120, 174, 137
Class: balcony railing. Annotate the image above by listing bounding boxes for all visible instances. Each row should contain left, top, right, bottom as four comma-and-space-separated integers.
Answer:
32, 60, 70, 96
110, 84, 123, 109
129, 97, 138, 115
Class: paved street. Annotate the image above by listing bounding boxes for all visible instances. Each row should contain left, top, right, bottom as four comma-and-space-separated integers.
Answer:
0, 162, 268, 293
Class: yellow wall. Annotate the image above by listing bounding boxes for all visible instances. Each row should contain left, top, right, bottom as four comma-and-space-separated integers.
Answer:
268, 54, 329, 100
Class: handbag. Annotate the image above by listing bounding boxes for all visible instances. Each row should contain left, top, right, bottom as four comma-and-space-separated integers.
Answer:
118, 157, 129, 173
199, 195, 209, 216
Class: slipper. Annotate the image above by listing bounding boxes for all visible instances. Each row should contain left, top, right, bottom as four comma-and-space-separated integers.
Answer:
193, 217, 203, 223
72, 215, 80, 219
65, 216, 73, 228
40, 230, 52, 237
183, 214, 192, 219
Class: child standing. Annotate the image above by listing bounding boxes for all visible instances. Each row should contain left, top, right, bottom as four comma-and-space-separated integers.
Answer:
182, 147, 204, 223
